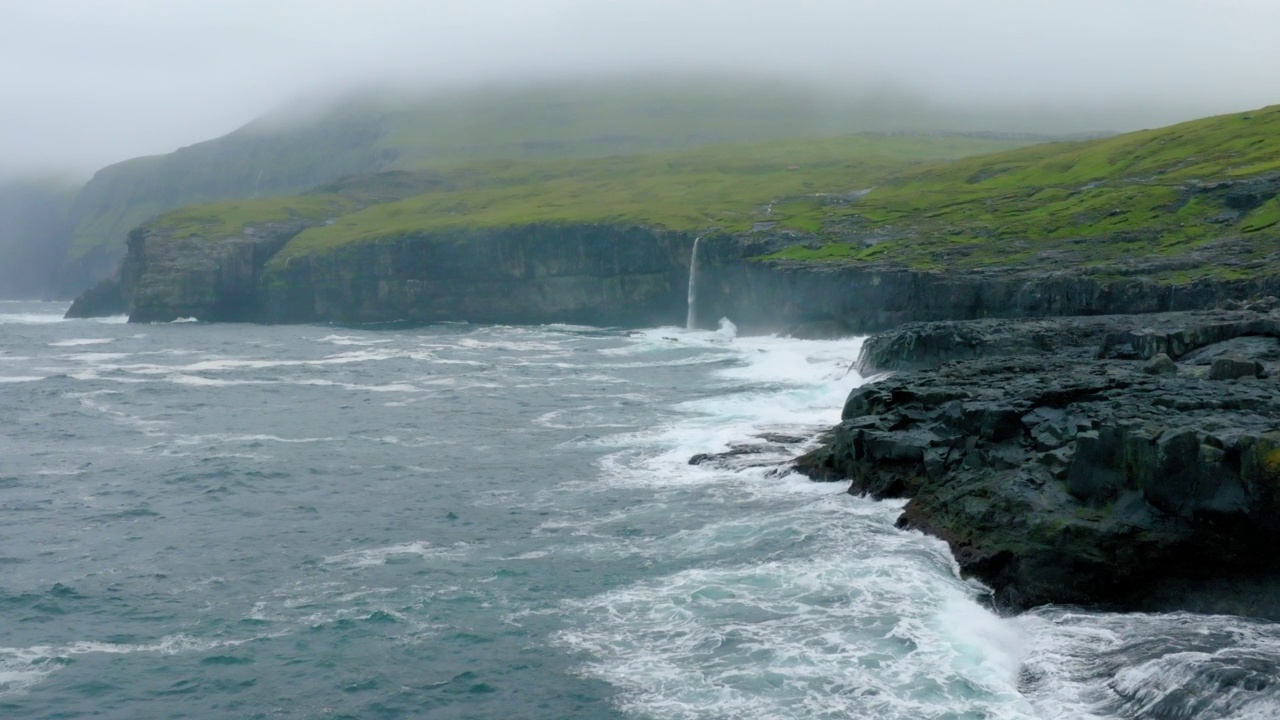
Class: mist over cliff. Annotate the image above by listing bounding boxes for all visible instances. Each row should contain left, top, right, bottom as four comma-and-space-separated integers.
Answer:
4, 0, 1279, 178
2, 0, 1278, 298
0, 179, 74, 299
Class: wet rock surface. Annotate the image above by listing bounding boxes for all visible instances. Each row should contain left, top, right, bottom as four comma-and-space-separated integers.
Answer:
796, 305, 1280, 617
689, 432, 811, 471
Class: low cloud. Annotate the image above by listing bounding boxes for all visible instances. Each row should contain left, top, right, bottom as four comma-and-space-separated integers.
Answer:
2, 0, 1278, 177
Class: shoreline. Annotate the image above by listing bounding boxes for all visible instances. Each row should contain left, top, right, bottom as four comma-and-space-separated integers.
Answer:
793, 301, 1280, 619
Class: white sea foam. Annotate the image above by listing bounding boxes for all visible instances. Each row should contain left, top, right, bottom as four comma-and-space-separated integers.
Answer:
63, 352, 132, 363
0, 646, 57, 697
0, 312, 65, 324
551, 327, 1056, 719
455, 338, 566, 353
557, 538, 1034, 720
0, 375, 44, 383
288, 378, 424, 393
533, 407, 639, 430
716, 317, 738, 339
49, 338, 114, 347
1016, 609, 1280, 719
318, 334, 394, 346
0, 634, 263, 698
73, 394, 169, 435
323, 541, 471, 568
62, 634, 251, 656
170, 433, 334, 446
165, 373, 253, 387
553, 325, 1280, 719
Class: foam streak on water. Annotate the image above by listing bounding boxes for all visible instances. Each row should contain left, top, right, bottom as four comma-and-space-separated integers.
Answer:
1, 301, 1277, 719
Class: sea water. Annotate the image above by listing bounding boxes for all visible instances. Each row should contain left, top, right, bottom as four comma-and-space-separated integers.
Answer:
1, 300, 1277, 719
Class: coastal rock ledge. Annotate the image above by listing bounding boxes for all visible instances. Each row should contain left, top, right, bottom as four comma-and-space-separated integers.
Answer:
795, 302, 1280, 618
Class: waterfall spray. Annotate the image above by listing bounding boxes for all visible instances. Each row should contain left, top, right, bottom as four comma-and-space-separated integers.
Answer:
686, 235, 703, 330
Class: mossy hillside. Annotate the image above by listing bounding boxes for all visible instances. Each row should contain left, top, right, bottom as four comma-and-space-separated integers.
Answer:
271, 133, 1031, 261
759, 105, 1280, 280
65, 77, 1028, 266
146, 195, 356, 241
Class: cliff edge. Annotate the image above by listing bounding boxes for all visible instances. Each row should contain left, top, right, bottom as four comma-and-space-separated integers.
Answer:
795, 301, 1280, 617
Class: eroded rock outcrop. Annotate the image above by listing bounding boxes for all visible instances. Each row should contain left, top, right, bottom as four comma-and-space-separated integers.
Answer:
65, 220, 315, 322
796, 307, 1280, 617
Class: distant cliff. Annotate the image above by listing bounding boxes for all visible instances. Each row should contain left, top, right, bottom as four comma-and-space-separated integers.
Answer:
68, 218, 697, 328
67, 103, 1280, 328
261, 225, 694, 326
67, 216, 1280, 334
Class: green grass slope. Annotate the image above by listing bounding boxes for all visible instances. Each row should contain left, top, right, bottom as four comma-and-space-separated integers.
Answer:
66, 77, 1028, 275
271, 134, 1031, 260
145, 195, 358, 241
760, 105, 1280, 281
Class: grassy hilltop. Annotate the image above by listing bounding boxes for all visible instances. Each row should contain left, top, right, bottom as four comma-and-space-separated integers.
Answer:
129, 101, 1280, 291
761, 105, 1280, 281
65, 78, 1034, 270
273, 134, 1030, 260
138, 132, 1032, 261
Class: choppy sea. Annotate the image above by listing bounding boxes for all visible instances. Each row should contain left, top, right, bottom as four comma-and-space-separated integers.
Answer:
1, 300, 1278, 719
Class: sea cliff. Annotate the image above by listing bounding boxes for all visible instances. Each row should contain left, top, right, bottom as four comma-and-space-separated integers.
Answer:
68, 220, 699, 327
260, 225, 694, 326
795, 303, 1280, 618
68, 220, 1280, 334
695, 235, 1280, 335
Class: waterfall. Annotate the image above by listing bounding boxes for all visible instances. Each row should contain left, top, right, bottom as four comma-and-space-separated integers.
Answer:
686, 235, 703, 330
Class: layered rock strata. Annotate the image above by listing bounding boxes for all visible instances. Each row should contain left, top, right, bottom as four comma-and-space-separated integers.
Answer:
65, 220, 310, 321
694, 235, 1280, 335
260, 225, 694, 327
69, 226, 1280, 332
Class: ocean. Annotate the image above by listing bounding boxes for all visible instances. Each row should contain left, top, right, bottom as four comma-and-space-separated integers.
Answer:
1, 300, 1277, 719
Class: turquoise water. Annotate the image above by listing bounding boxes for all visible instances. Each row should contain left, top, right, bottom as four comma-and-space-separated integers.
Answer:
1, 301, 1277, 719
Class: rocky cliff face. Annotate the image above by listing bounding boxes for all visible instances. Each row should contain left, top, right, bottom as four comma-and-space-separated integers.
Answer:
795, 304, 1280, 617
261, 225, 695, 326
695, 236, 1280, 335
65, 220, 313, 321
69, 223, 696, 326
68, 227, 1280, 331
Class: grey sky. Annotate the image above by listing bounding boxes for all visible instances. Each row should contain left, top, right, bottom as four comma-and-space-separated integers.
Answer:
3, 0, 1279, 178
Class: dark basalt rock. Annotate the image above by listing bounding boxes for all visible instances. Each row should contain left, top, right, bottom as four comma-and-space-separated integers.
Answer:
64, 276, 125, 318
1209, 357, 1264, 380
1141, 353, 1177, 375
261, 225, 695, 327
795, 307, 1280, 618
695, 233, 1280, 337
690, 432, 812, 471
64, 220, 313, 322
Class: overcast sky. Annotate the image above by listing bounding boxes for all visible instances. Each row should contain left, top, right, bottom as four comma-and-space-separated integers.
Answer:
3, 0, 1279, 179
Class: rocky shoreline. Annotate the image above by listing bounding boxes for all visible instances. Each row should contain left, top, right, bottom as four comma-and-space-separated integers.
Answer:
794, 300, 1280, 619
